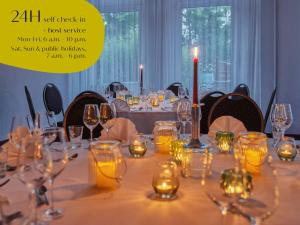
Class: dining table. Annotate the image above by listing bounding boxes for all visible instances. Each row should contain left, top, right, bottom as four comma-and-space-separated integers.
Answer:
1, 136, 300, 225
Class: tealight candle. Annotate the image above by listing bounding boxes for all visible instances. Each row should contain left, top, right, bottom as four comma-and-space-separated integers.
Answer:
169, 96, 177, 104
150, 97, 159, 107
216, 131, 234, 153
277, 139, 297, 161
129, 139, 147, 158
127, 97, 133, 106
132, 96, 140, 105
152, 161, 179, 199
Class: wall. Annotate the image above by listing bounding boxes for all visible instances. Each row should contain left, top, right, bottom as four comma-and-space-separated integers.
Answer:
276, 0, 300, 134
0, 64, 68, 139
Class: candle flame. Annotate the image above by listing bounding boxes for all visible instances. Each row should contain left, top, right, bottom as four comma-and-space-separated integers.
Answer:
193, 47, 199, 58
140, 64, 143, 69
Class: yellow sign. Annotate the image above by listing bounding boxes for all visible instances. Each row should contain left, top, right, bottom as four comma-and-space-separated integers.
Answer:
0, 0, 105, 73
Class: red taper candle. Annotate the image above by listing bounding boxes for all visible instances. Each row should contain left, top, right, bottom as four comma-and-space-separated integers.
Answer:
193, 47, 199, 105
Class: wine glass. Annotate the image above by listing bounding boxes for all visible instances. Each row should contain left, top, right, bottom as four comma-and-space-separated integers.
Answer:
17, 135, 52, 225
205, 154, 240, 220
99, 103, 117, 137
42, 127, 69, 220
232, 156, 279, 225
178, 86, 186, 99
270, 104, 293, 145
9, 115, 32, 150
176, 100, 192, 139
83, 104, 100, 141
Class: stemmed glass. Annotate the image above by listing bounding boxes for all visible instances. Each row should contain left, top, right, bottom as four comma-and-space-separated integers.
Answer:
42, 127, 69, 220
176, 100, 192, 139
178, 86, 186, 99
83, 104, 100, 141
270, 104, 293, 145
99, 103, 117, 137
17, 135, 52, 225
232, 156, 279, 225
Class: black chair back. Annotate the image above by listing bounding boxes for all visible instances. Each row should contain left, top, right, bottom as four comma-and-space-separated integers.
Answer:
200, 91, 225, 134
63, 93, 108, 140
107, 82, 128, 98
75, 90, 102, 99
43, 83, 64, 116
264, 87, 277, 131
208, 93, 264, 132
24, 86, 36, 123
233, 83, 250, 96
166, 82, 189, 97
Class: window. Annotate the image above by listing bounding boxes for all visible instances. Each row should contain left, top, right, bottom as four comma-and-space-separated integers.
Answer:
98, 11, 139, 92
181, 5, 232, 94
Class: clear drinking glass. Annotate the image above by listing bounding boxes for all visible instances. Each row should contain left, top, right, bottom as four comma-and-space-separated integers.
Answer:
176, 100, 192, 139
17, 136, 52, 225
270, 104, 293, 144
178, 86, 186, 99
42, 127, 69, 220
9, 115, 31, 150
83, 104, 100, 141
68, 125, 83, 149
99, 103, 116, 136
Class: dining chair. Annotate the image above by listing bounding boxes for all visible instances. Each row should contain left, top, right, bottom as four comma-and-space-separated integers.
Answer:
63, 93, 108, 140
200, 91, 225, 134
107, 82, 128, 98
111, 99, 130, 112
43, 83, 64, 127
233, 83, 250, 96
263, 87, 277, 132
24, 86, 36, 123
208, 93, 264, 132
166, 82, 189, 97
75, 90, 103, 99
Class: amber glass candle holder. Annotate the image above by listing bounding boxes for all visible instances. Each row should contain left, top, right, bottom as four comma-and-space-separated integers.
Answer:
152, 161, 179, 200
127, 97, 134, 106
170, 140, 187, 165
216, 131, 234, 153
238, 132, 268, 175
88, 141, 126, 190
132, 96, 140, 105
129, 134, 148, 158
153, 121, 178, 154
277, 137, 297, 161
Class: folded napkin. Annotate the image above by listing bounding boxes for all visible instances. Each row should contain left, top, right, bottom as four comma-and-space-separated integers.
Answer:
100, 118, 137, 143
2, 126, 30, 166
208, 116, 247, 138
112, 99, 130, 112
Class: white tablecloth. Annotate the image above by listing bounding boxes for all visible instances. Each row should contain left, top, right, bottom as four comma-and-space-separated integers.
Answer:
2, 137, 300, 225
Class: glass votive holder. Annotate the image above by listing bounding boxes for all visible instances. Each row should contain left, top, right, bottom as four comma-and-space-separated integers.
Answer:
132, 96, 140, 105
181, 147, 213, 179
150, 95, 160, 107
88, 140, 126, 190
220, 168, 253, 199
152, 161, 179, 200
127, 97, 134, 106
238, 132, 268, 175
157, 91, 165, 102
68, 125, 83, 149
129, 134, 148, 158
169, 96, 177, 104
153, 121, 178, 154
170, 140, 188, 165
277, 137, 297, 161
216, 131, 234, 153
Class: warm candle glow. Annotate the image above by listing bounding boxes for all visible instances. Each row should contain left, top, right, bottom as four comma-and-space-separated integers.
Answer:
96, 161, 116, 189
193, 47, 199, 59
140, 64, 143, 70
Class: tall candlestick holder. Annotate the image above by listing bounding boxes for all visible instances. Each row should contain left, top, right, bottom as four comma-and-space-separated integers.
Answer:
186, 104, 206, 149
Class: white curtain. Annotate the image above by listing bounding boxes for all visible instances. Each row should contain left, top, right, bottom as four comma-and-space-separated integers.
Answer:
68, 0, 262, 105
